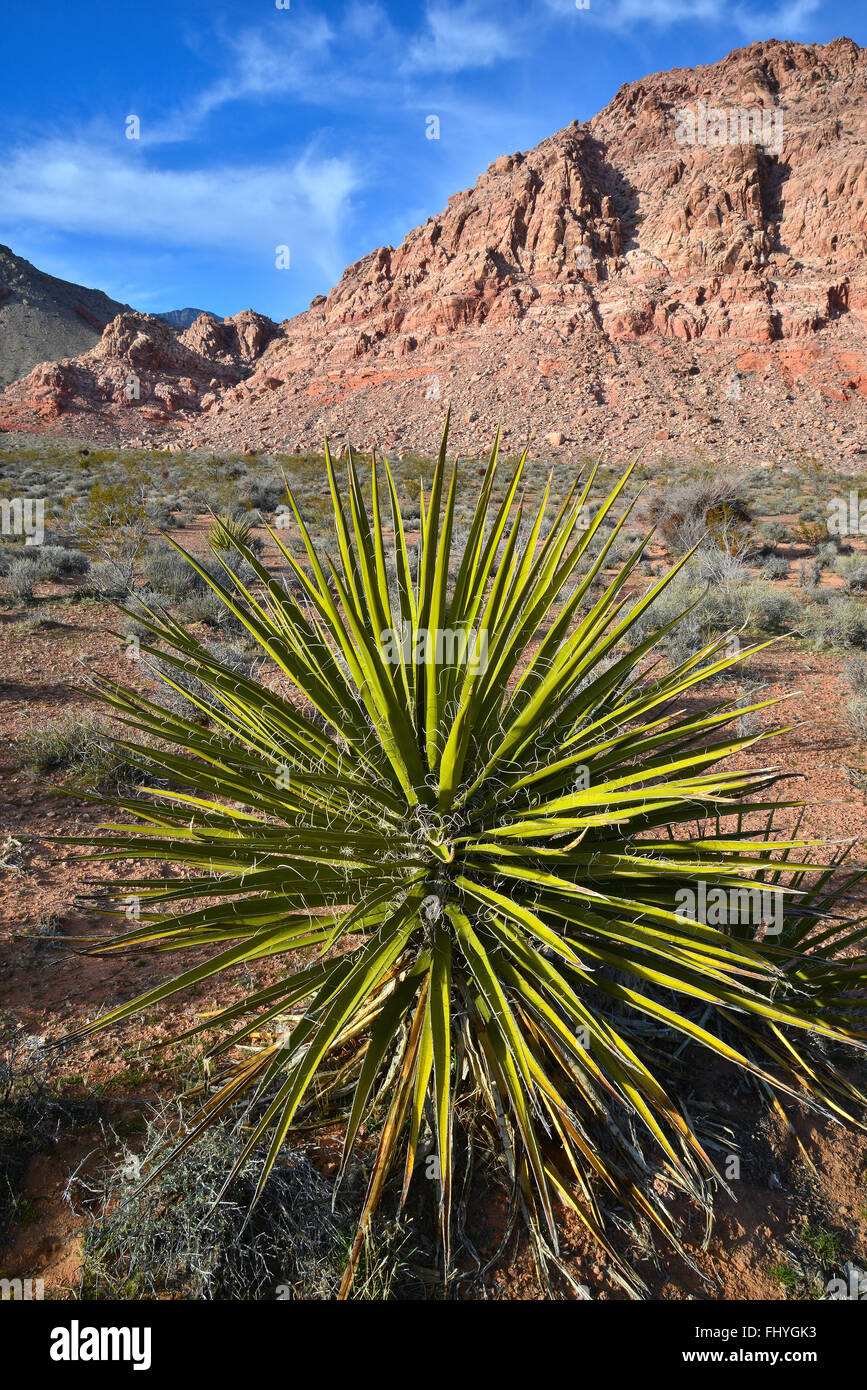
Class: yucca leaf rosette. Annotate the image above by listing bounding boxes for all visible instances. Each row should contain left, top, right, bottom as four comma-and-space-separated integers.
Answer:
64, 416, 867, 1296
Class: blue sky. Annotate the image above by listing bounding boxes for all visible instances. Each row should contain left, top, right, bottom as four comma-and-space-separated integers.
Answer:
1, 0, 864, 322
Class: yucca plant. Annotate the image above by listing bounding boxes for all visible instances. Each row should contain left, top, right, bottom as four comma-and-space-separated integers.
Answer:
208, 511, 256, 553
63, 417, 867, 1297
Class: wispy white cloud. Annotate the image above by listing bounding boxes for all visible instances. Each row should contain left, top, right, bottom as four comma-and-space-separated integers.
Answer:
0, 139, 359, 284
543, 0, 820, 38
731, 0, 821, 40
144, 20, 337, 145
403, 3, 520, 74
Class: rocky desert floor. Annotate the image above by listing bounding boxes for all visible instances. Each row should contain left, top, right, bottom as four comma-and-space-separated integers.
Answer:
1, 432, 866, 1301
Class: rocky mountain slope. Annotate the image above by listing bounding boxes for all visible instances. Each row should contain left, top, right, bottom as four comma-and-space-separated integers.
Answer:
2, 36, 866, 466
0, 246, 132, 391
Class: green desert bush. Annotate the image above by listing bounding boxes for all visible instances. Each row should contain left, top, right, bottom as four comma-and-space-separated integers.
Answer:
58, 422, 867, 1299
795, 518, 831, 548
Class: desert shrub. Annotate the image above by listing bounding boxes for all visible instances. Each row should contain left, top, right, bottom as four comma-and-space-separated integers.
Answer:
7, 558, 41, 601
87, 560, 129, 599
148, 501, 176, 529
178, 588, 236, 628
693, 542, 752, 590
740, 583, 800, 633
760, 555, 790, 580
31, 911, 63, 939
843, 659, 867, 737
243, 477, 286, 513
69, 478, 153, 590
844, 657, 867, 696
814, 598, 867, 650
79, 478, 150, 530
630, 573, 753, 663
17, 713, 143, 791
0, 544, 17, 576
141, 543, 205, 600
16, 544, 91, 579
816, 542, 840, 570
58, 423, 867, 1300
848, 696, 867, 738
49, 545, 90, 577
0, 541, 41, 575
835, 554, 867, 594
734, 681, 768, 737
795, 518, 830, 548
642, 470, 754, 555
79, 1104, 424, 1301
797, 558, 822, 589
760, 519, 790, 545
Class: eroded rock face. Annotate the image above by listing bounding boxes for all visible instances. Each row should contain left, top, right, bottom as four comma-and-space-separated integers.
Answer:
2, 36, 866, 465
179, 310, 279, 365
0, 310, 279, 431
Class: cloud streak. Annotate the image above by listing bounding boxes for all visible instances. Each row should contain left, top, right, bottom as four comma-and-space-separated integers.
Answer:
403, 3, 520, 73
543, 0, 821, 38
144, 20, 338, 145
0, 140, 359, 284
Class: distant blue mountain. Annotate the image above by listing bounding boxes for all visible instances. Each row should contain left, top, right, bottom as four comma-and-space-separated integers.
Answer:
155, 308, 220, 328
